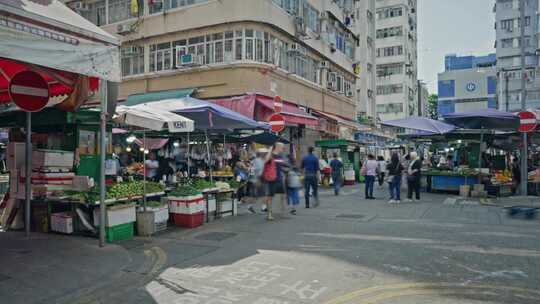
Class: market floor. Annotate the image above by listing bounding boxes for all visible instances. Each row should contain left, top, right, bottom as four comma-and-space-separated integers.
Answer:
2, 186, 540, 304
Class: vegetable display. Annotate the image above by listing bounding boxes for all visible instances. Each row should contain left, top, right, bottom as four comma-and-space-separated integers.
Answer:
169, 185, 202, 197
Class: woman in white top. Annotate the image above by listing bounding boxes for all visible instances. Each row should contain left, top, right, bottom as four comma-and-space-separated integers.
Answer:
361, 154, 378, 199
376, 156, 387, 187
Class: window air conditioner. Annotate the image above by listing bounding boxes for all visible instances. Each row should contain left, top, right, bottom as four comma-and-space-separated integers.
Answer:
117, 24, 132, 35
346, 90, 354, 97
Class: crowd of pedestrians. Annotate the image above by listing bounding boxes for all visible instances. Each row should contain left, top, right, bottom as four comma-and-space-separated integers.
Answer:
236, 142, 422, 221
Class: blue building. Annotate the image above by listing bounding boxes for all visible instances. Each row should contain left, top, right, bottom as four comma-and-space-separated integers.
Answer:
437, 54, 498, 116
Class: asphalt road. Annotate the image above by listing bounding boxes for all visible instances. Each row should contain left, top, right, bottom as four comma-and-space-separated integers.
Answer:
3, 185, 540, 304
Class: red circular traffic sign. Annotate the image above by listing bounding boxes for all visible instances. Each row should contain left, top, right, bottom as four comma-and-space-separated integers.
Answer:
268, 113, 285, 133
273, 95, 283, 113
9, 71, 49, 112
518, 111, 537, 133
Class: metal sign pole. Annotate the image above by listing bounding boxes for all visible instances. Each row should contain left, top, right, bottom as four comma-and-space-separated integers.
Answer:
99, 80, 108, 247
520, 0, 528, 195
25, 112, 31, 238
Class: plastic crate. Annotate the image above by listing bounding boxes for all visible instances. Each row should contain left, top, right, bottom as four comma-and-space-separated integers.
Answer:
106, 222, 134, 243
172, 212, 204, 228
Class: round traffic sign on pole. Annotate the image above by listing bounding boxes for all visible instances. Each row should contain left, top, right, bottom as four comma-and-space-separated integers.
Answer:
268, 113, 285, 133
8, 71, 49, 112
518, 111, 537, 133
273, 95, 283, 113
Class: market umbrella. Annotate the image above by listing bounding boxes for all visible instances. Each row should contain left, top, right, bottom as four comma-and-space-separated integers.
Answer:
381, 117, 456, 135
443, 109, 519, 130
115, 105, 194, 133
234, 132, 290, 145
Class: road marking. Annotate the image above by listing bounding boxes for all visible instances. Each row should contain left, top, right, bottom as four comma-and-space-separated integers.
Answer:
324, 282, 540, 304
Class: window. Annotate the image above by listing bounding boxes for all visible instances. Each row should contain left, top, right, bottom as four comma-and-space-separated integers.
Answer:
500, 19, 514, 30
121, 46, 144, 76
376, 6, 403, 20
501, 38, 513, 48
377, 63, 403, 77
377, 103, 404, 113
376, 26, 403, 39
78, 1, 106, 26
377, 84, 403, 95
303, 3, 320, 33
150, 0, 209, 14
235, 30, 243, 61
376, 45, 403, 57
108, 0, 140, 24
150, 42, 172, 72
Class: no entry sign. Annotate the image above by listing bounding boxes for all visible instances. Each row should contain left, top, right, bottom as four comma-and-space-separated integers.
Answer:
268, 113, 285, 133
9, 71, 49, 112
518, 111, 537, 133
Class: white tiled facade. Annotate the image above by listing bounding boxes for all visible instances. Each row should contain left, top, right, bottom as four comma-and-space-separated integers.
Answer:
374, 0, 418, 121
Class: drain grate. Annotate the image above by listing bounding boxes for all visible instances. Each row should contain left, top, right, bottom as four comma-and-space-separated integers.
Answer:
336, 214, 365, 219
195, 232, 237, 242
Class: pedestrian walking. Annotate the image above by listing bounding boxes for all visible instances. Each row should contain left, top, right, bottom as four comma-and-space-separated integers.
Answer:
402, 154, 411, 191
246, 148, 267, 214
262, 143, 286, 221
377, 156, 386, 188
386, 153, 404, 204
406, 152, 422, 202
286, 162, 302, 215
361, 154, 378, 199
301, 147, 319, 208
329, 153, 343, 195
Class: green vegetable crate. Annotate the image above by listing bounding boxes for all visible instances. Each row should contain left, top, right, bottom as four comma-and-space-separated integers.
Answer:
106, 222, 134, 243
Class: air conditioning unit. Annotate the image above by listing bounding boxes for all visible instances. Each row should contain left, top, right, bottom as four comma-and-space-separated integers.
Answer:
319, 61, 330, 69
73, 1, 90, 11
117, 24, 132, 35
177, 53, 203, 67
330, 43, 337, 53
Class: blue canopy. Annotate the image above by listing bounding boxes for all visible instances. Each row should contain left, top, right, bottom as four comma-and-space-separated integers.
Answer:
131, 97, 267, 131
381, 117, 456, 135
443, 109, 519, 130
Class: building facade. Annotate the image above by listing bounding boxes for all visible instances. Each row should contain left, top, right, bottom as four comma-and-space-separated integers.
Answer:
417, 80, 428, 116
437, 54, 498, 115
494, 0, 540, 111
374, 0, 418, 121
66, 0, 376, 123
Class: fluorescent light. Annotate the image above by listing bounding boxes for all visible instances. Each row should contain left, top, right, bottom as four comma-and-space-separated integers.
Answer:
126, 135, 136, 143
173, 141, 180, 147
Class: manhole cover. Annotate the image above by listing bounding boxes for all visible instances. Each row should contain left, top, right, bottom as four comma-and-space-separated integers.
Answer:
336, 214, 365, 219
0, 274, 11, 282
195, 232, 237, 242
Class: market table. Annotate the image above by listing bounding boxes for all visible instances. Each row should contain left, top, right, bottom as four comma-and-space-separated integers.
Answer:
486, 183, 514, 197
202, 188, 237, 222
425, 171, 480, 193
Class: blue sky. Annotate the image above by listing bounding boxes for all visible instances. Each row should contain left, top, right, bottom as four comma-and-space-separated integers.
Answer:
417, 0, 495, 94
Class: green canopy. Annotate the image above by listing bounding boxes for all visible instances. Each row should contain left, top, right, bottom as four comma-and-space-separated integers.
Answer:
123, 88, 195, 106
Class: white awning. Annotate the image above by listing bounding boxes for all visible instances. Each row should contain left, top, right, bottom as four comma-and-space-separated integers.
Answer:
0, 0, 120, 81
116, 105, 195, 133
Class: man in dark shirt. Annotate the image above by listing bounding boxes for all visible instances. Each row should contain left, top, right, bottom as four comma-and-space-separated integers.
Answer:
329, 153, 343, 196
301, 147, 319, 208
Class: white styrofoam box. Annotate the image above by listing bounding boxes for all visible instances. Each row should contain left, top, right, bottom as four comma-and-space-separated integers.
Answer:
72, 176, 91, 191
51, 212, 74, 234
169, 198, 205, 215
32, 150, 74, 169
154, 207, 169, 223
7, 142, 25, 170
93, 204, 136, 227
344, 170, 355, 181
206, 198, 216, 213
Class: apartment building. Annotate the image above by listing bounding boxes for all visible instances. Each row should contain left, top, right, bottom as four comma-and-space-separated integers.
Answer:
494, 0, 540, 110
374, 0, 418, 121
353, 0, 377, 121
438, 54, 498, 115
67, 0, 376, 144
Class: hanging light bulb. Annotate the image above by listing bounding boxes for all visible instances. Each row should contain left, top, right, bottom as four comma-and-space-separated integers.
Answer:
144, 149, 150, 154
139, 147, 145, 152
173, 141, 180, 148
126, 135, 136, 143
126, 146, 132, 152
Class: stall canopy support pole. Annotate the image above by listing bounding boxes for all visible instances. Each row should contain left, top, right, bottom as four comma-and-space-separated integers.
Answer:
99, 80, 108, 247
520, 0, 528, 196
478, 132, 484, 184
205, 131, 213, 183
187, 132, 190, 177
25, 112, 31, 238
143, 131, 147, 211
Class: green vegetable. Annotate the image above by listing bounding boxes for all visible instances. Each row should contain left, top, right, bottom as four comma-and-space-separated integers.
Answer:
169, 185, 201, 197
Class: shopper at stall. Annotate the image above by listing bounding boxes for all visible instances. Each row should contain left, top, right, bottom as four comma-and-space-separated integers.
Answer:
387, 153, 404, 204
377, 156, 387, 188
406, 152, 422, 202
361, 154, 378, 199
145, 152, 159, 180
247, 148, 267, 214
234, 154, 250, 202
329, 153, 343, 196
156, 157, 174, 182
512, 156, 521, 194
302, 147, 320, 208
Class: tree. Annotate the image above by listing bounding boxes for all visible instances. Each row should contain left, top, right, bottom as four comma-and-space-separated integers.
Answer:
427, 94, 438, 120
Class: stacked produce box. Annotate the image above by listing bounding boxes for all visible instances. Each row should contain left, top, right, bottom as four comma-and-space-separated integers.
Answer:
93, 204, 136, 242
168, 186, 204, 228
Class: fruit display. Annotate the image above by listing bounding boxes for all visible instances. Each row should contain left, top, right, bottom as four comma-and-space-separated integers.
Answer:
144, 181, 165, 194
126, 162, 144, 174
106, 181, 144, 199
493, 170, 512, 183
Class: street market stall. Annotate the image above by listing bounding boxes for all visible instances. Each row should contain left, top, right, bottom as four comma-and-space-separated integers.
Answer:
316, 139, 363, 185
0, 0, 120, 246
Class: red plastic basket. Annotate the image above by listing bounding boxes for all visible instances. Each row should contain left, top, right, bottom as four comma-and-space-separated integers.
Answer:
172, 211, 204, 228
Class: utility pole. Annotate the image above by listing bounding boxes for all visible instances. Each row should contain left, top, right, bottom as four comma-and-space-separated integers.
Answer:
519, 0, 528, 196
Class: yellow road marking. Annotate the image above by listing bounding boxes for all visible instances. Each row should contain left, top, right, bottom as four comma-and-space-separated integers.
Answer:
325, 282, 540, 304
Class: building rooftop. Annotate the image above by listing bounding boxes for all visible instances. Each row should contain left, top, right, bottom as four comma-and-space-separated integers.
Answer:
444, 53, 496, 71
